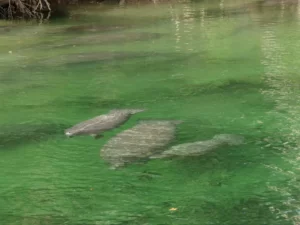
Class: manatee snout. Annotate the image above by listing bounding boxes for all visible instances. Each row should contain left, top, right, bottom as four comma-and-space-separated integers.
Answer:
65, 130, 74, 138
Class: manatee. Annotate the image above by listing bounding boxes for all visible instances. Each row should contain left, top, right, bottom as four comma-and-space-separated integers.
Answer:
150, 134, 244, 159
64, 109, 145, 138
43, 52, 154, 66
0, 25, 11, 33
49, 32, 164, 49
64, 24, 130, 33
100, 120, 182, 169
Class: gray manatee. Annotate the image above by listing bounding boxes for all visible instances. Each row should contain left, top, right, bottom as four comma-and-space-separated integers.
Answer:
65, 109, 145, 138
150, 134, 244, 159
100, 120, 182, 169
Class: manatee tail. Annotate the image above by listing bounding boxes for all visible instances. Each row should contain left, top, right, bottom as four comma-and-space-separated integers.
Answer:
213, 134, 245, 146
110, 108, 146, 114
128, 108, 146, 114
171, 120, 183, 125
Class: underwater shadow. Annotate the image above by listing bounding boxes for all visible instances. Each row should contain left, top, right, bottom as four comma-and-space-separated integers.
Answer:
0, 122, 68, 150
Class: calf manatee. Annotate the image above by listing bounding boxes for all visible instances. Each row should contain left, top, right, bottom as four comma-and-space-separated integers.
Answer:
150, 134, 244, 159
65, 109, 145, 138
100, 120, 182, 169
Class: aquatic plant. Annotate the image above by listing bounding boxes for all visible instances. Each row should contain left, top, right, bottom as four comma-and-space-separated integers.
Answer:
0, 0, 51, 19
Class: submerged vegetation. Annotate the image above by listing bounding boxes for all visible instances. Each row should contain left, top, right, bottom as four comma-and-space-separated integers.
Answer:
0, 0, 159, 20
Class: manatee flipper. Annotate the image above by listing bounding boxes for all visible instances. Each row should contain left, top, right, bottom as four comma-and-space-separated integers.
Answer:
138, 120, 183, 125
109, 162, 125, 170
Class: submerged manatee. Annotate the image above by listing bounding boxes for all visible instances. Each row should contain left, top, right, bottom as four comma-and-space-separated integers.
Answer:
65, 109, 145, 138
64, 24, 130, 33
100, 120, 182, 169
50, 33, 164, 49
150, 134, 244, 159
43, 52, 155, 66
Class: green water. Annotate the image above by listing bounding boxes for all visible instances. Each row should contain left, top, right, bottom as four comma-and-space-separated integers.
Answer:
1, 0, 300, 224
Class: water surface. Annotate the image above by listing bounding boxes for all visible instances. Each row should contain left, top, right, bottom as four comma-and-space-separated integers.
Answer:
1, 0, 300, 224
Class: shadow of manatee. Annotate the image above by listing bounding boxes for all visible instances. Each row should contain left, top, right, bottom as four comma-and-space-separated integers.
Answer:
48, 96, 122, 109
184, 79, 268, 95
0, 122, 68, 150
3, 214, 70, 225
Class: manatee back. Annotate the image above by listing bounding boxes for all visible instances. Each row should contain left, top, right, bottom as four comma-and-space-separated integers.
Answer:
65, 109, 146, 136
100, 120, 180, 168
109, 108, 146, 115
152, 134, 244, 159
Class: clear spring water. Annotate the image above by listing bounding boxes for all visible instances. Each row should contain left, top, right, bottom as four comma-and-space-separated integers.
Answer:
1, 0, 300, 224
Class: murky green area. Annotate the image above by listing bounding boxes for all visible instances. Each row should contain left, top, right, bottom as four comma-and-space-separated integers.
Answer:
1, 0, 300, 224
